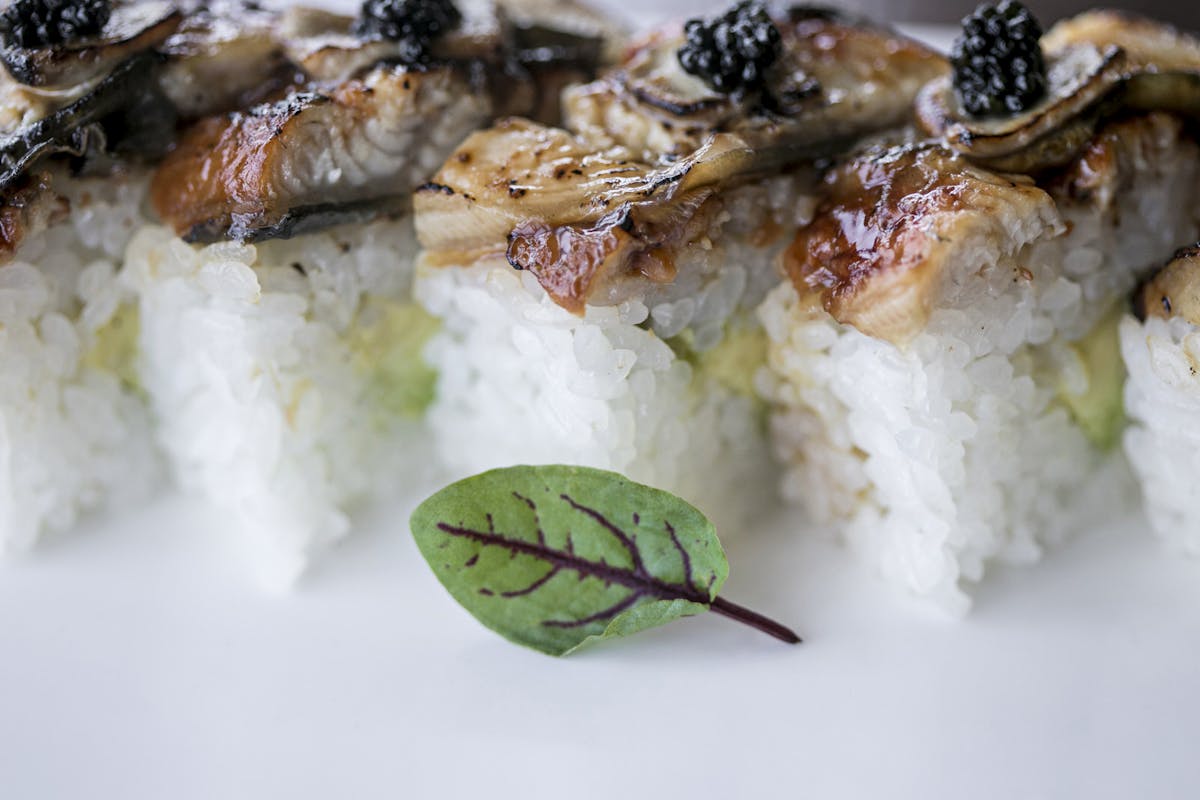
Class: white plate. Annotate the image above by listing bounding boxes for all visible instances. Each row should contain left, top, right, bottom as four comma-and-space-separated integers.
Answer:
3, 6, 1198, 799
2, 495, 1198, 798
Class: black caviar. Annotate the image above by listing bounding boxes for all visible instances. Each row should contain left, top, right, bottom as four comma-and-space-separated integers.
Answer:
950, 0, 1047, 117
0, 0, 111, 48
353, 0, 461, 64
677, 1, 782, 95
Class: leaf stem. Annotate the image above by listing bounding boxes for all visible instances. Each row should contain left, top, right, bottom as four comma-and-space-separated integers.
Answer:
710, 596, 801, 644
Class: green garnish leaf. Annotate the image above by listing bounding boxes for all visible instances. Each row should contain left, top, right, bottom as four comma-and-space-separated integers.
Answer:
410, 465, 800, 656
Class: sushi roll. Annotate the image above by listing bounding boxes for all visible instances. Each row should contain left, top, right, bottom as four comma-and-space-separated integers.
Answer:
759, 8, 1200, 611
1121, 245, 1200, 553
412, 5, 945, 535
126, 0, 616, 587
0, 0, 189, 550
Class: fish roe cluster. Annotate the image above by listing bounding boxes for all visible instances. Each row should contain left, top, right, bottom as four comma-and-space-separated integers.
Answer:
1, 0, 111, 48
951, 1, 1048, 116
353, 0, 462, 64
677, 1, 782, 94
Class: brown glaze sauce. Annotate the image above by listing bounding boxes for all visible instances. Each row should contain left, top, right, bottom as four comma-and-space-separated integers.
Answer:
0, 202, 28, 262
636, 247, 677, 284
782, 147, 969, 315
507, 211, 636, 314
506, 209, 687, 314
0, 174, 65, 265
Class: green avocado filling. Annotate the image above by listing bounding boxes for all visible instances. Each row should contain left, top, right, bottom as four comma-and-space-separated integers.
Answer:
668, 320, 768, 400
349, 299, 441, 420
1058, 303, 1126, 450
82, 303, 141, 391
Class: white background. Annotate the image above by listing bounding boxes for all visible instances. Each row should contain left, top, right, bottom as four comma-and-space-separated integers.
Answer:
2, 4, 1199, 799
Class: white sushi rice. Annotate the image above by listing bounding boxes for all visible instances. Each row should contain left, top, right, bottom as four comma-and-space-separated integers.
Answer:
125, 218, 436, 588
1120, 314, 1200, 554
759, 136, 1200, 613
416, 177, 817, 535
0, 172, 159, 552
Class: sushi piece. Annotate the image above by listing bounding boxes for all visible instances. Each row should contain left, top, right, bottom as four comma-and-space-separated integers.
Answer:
126, 0, 618, 587
412, 4, 945, 535
0, 0, 195, 551
0, 0, 371, 554
1120, 245, 1200, 553
760, 7, 1200, 612
0, 169, 159, 552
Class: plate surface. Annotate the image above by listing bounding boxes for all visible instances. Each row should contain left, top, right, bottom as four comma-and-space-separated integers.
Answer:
2, 496, 1199, 798
2, 6, 1198, 799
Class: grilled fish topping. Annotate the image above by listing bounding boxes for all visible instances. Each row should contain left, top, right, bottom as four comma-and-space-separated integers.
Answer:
0, 0, 178, 87
415, 118, 758, 312
154, 0, 618, 242
0, 54, 174, 191
565, 8, 946, 162
0, 1, 183, 191
781, 144, 1058, 344
152, 64, 492, 242
919, 10, 1200, 173
417, 12, 948, 313
157, 0, 289, 119
1140, 244, 1200, 326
